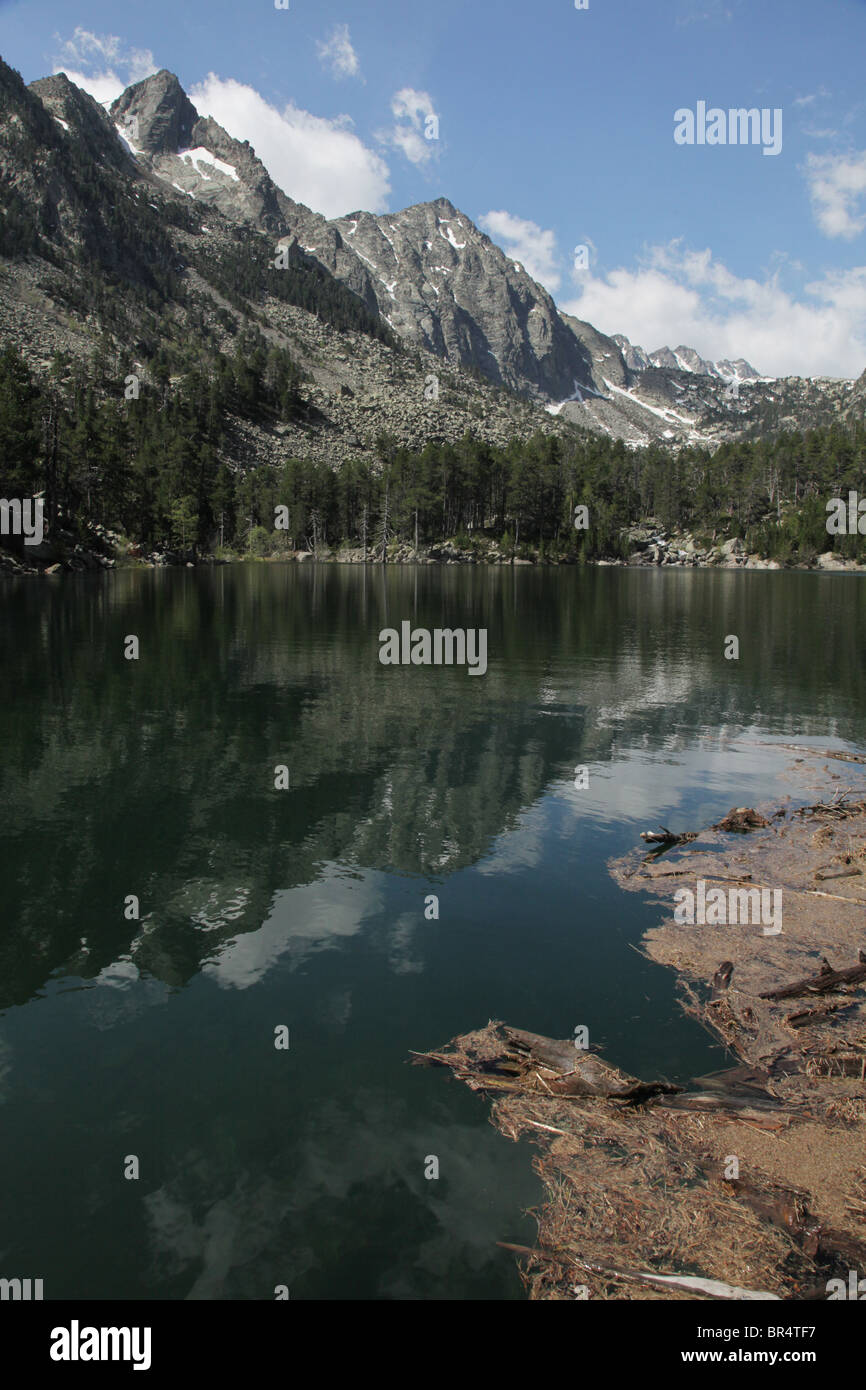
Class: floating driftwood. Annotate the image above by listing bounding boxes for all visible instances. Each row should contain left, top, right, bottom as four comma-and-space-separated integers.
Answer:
413, 1023, 681, 1102
418, 761, 866, 1300
713, 807, 771, 833
640, 826, 697, 846
413, 1018, 853, 1300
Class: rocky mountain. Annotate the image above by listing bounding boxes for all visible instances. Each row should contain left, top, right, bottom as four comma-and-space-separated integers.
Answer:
109, 70, 382, 316
612, 334, 761, 383
107, 74, 608, 403
325, 199, 610, 401
1, 57, 863, 464
0, 57, 570, 482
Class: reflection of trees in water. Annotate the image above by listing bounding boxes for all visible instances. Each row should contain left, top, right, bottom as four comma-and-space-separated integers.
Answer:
0, 566, 862, 1003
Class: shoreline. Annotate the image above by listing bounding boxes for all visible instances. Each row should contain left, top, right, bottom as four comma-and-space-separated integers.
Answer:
415, 748, 866, 1301
3, 544, 865, 578
3, 515, 864, 578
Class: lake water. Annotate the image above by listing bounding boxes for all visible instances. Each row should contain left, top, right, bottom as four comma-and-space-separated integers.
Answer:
1, 563, 864, 1299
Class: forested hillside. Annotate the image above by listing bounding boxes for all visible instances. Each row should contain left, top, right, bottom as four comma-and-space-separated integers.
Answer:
2, 342, 864, 562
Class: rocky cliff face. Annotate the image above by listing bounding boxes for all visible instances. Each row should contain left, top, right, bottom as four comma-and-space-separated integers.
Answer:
325, 198, 605, 401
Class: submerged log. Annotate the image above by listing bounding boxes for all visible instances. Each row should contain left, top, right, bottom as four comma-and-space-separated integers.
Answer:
718, 1177, 811, 1240
659, 1095, 794, 1127
814, 865, 862, 881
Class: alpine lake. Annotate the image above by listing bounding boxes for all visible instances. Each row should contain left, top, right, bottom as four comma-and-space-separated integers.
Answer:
1, 562, 864, 1299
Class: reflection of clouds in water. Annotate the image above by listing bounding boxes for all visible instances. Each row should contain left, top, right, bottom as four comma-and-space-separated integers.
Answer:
289, 1091, 531, 1294
283, 1091, 528, 1290
322, 989, 353, 1031
477, 734, 793, 877
202, 864, 383, 990
477, 804, 549, 876
142, 1092, 529, 1297
80, 957, 170, 1031
144, 1161, 312, 1300
387, 913, 424, 975
95, 959, 139, 987
379, 1130, 525, 1297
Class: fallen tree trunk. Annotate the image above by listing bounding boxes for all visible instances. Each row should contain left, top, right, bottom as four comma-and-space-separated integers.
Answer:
760, 952, 866, 1001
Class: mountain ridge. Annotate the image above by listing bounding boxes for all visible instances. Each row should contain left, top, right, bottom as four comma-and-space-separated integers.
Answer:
2, 56, 863, 460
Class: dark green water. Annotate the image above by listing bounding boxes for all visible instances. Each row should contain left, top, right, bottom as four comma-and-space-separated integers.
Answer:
1, 563, 865, 1299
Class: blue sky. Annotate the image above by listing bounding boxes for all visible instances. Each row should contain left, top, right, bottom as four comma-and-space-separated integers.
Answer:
2, 0, 866, 377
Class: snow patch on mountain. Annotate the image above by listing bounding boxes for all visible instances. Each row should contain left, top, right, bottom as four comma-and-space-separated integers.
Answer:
178, 147, 239, 181
438, 223, 466, 250
114, 122, 143, 157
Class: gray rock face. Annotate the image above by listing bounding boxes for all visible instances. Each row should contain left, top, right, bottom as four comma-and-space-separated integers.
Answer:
30, 72, 133, 174
100, 72, 768, 412
327, 197, 598, 401
559, 312, 629, 390
613, 335, 651, 372
105, 71, 611, 402
715, 357, 761, 382
111, 69, 197, 156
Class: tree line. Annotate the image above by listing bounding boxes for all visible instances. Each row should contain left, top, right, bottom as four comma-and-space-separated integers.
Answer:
1, 340, 865, 561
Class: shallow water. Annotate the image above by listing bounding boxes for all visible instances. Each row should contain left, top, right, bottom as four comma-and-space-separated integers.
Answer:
0, 563, 864, 1298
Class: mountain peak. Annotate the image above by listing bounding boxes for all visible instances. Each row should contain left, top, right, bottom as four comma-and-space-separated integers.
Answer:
30, 71, 134, 172
110, 69, 197, 155
613, 333, 761, 382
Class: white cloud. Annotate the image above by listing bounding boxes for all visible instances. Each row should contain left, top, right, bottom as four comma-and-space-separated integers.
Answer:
52, 28, 157, 105
479, 210, 562, 293
316, 24, 362, 81
189, 74, 391, 217
378, 88, 439, 166
802, 127, 841, 142
794, 86, 831, 109
560, 239, 866, 378
674, 1, 733, 26
805, 150, 866, 239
